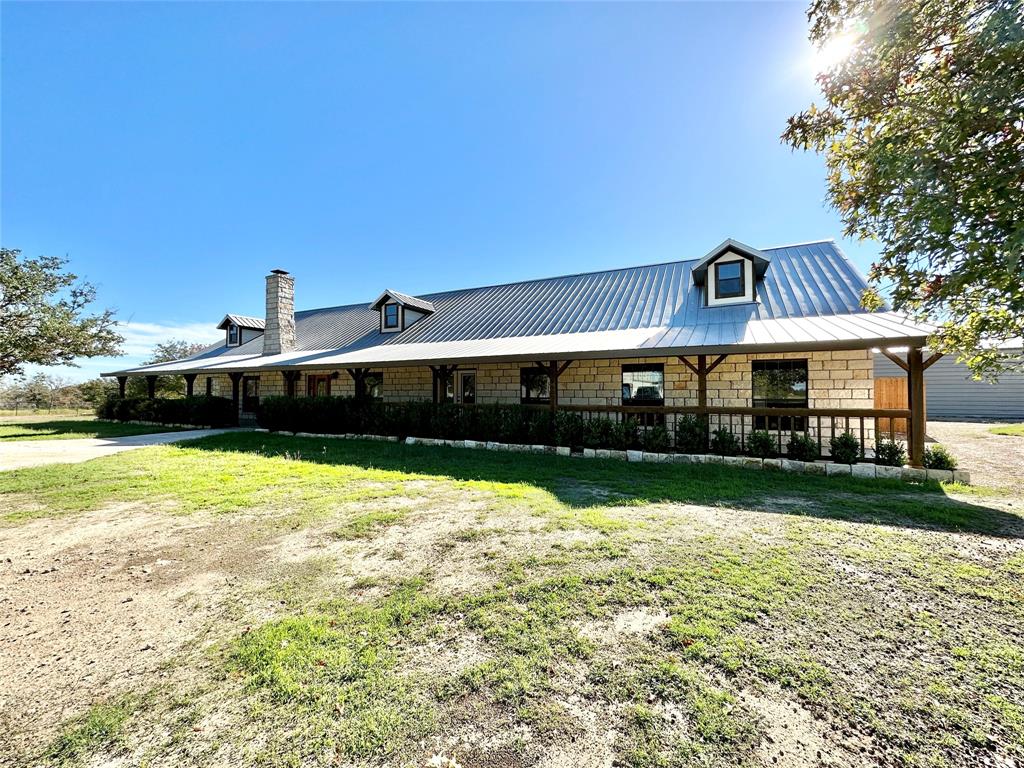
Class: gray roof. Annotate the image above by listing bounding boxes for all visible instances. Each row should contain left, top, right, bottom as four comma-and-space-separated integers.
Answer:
107, 239, 933, 375
369, 289, 436, 314
216, 314, 265, 331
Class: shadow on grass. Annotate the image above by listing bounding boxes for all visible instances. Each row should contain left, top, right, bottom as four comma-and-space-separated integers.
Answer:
184, 432, 1023, 538
0, 419, 185, 441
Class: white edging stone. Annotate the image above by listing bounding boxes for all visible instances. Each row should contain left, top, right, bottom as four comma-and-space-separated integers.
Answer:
825, 463, 851, 477
876, 465, 902, 480
927, 468, 954, 483
952, 470, 971, 484
627, 450, 644, 463
851, 463, 877, 479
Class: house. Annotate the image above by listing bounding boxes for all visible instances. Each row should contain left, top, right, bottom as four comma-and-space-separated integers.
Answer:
875, 342, 1024, 422
105, 238, 942, 465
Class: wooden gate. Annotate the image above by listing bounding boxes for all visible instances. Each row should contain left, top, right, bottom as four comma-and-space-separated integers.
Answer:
875, 376, 924, 438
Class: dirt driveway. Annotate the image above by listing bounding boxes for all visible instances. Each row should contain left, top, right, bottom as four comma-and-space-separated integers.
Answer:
0, 430, 237, 471
927, 420, 1024, 490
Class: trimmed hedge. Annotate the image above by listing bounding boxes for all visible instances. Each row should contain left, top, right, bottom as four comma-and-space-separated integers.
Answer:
97, 395, 236, 427
257, 397, 653, 450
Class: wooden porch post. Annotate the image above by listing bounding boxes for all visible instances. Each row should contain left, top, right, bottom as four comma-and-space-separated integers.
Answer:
145, 375, 157, 399
183, 374, 197, 398
117, 376, 127, 398
347, 368, 368, 400
282, 371, 301, 397
908, 347, 926, 468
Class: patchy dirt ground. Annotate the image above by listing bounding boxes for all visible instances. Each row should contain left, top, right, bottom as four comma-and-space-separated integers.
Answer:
927, 420, 1024, 491
1, 434, 1022, 768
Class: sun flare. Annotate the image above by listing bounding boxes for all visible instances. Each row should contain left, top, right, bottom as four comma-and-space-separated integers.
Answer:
812, 30, 857, 72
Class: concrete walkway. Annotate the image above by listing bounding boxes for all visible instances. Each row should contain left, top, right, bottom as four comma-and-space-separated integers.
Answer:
0, 429, 238, 471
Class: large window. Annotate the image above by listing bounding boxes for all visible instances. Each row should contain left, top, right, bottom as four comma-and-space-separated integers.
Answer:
520, 367, 551, 404
714, 261, 745, 299
383, 303, 400, 329
621, 363, 665, 405
752, 359, 807, 431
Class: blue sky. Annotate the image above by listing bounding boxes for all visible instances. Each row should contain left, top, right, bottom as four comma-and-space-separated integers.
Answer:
2, 1, 874, 381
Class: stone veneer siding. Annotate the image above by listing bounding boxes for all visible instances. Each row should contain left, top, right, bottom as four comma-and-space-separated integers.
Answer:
223, 349, 872, 423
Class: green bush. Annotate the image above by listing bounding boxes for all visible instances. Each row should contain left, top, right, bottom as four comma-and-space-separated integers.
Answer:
786, 433, 819, 462
97, 395, 234, 427
641, 424, 671, 453
709, 427, 740, 456
923, 444, 958, 471
675, 414, 707, 453
554, 412, 586, 448
747, 430, 776, 459
582, 418, 614, 449
610, 420, 640, 451
874, 438, 907, 467
829, 431, 861, 464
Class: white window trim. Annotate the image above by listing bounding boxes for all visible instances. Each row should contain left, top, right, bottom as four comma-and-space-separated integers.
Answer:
706, 251, 756, 307
381, 303, 403, 333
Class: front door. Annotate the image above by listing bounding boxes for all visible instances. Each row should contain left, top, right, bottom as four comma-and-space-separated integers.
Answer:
242, 376, 260, 413
456, 370, 476, 404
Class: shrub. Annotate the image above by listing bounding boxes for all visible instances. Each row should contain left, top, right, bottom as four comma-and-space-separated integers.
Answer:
829, 431, 860, 464
747, 430, 775, 459
582, 418, 614, 449
554, 412, 585, 448
641, 425, 671, 453
709, 427, 740, 456
923, 444, 958, 471
874, 438, 907, 467
610, 420, 640, 451
675, 414, 707, 453
99, 395, 234, 427
787, 433, 818, 462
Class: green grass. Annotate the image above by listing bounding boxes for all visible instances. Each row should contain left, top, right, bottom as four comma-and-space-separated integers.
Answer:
990, 423, 1024, 437
0, 418, 190, 441
8, 432, 1024, 767
43, 698, 134, 765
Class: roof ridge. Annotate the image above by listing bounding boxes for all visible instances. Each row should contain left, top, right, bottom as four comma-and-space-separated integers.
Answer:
294, 239, 839, 317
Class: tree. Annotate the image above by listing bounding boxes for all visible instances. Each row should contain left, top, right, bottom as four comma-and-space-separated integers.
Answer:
126, 339, 210, 398
783, 0, 1024, 378
77, 378, 118, 407
0, 248, 123, 377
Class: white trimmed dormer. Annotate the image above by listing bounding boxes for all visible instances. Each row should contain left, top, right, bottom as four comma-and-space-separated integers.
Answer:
216, 314, 265, 347
369, 289, 435, 334
691, 239, 770, 307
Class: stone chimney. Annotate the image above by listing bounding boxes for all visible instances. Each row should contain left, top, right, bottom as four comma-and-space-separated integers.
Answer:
264, 269, 295, 355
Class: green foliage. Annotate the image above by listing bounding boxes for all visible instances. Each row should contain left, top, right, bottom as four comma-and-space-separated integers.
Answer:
783, 1, 1024, 379
874, 438, 908, 467
0, 248, 122, 377
125, 339, 210, 398
990, 424, 1024, 437
924, 444, 959, 471
747, 430, 776, 459
787, 432, 819, 462
554, 411, 586, 448
610, 419, 641, 451
829, 431, 860, 464
641, 424, 671, 453
98, 395, 234, 427
44, 699, 133, 765
675, 414, 707, 453
709, 427, 740, 456
582, 417, 615, 449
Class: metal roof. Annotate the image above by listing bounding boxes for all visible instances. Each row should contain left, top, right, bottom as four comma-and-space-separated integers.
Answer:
107, 239, 933, 376
369, 289, 436, 314
216, 314, 265, 330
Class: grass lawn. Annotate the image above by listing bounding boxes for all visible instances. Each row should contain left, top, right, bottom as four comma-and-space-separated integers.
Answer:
990, 424, 1024, 437
1, 432, 1022, 768
0, 418, 189, 441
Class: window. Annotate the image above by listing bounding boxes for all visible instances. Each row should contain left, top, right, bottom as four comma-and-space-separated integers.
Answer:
383, 303, 400, 329
205, 377, 213, 396
621, 364, 665, 405
307, 374, 332, 397
228, 324, 239, 345
520, 367, 551, 404
752, 359, 808, 431
365, 372, 384, 401
714, 261, 745, 299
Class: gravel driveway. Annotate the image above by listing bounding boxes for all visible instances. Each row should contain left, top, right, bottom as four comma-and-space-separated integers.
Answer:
0, 429, 237, 471
927, 420, 1024, 492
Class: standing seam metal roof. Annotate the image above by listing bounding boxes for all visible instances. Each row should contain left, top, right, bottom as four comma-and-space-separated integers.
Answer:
107, 240, 933, 375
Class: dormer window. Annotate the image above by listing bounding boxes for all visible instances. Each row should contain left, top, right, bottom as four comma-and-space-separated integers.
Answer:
691, 239, 771, 308
370, 289, 436, 333
714, 261, 744, 299
228, 324, 239, 346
